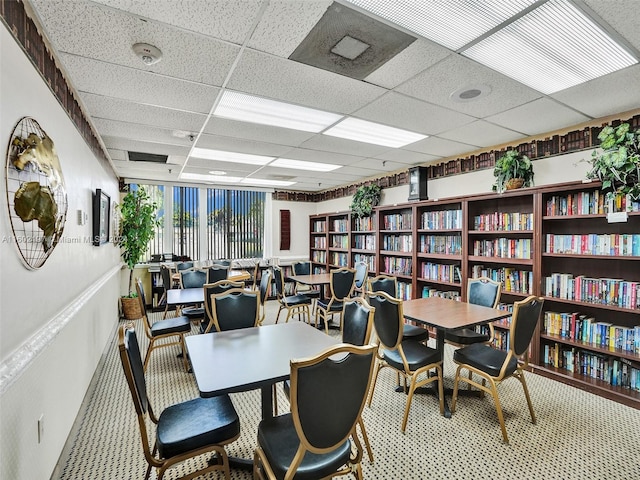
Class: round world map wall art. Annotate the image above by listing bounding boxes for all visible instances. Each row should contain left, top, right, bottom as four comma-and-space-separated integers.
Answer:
5, 117, 68, 269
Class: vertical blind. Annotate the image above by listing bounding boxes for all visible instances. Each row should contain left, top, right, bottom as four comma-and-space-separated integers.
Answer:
173, 186, 199, 260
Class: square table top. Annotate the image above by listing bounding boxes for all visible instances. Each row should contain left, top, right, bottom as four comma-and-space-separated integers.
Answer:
402, 296, 511, 331
288, 273, 332, 285
185, 322, 338, 397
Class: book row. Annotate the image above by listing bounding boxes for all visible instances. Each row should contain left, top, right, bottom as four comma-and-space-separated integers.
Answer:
382, 256, 412, 276
543, 310, 640, 353
543, 274, 640, 310
312, 220, 326, 233
545, 233, 640, 256
419, 234, 462, 255
353, 254, 375, 271
473, 212, 534, 231
330, 234, 348, 249
420, 209, 463, 230
421, 287, 461, 300
382, 234, 413, 252
312, 251, 326, 263
352, 234, 376, 250
543, 343, 640, 392
312, 237, 326, 249
473, 238, 532, 259
330, 252, 348, 267
470, 266, 533, 294
397, 281, 412, 300
419, 262, 460, 283
331, 219, 348, 232
383, 212, 412, 230
353, 216, 376, 232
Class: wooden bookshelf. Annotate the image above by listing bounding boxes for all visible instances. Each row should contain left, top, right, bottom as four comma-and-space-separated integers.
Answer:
309, 180, 640, 409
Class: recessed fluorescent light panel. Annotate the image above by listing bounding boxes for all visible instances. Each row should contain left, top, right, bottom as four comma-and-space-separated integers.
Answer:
462, 0, 638, 94
241, 178, 296, 187
181, 172, 241, 183
323, 117, 427, 148
344, 0, 536, 51
270, 158, 341, 172
191, 148, 273, 165
214, 91, 343, 133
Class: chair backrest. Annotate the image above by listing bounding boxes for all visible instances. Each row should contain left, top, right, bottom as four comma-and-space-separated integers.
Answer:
511, 296, 544, 357
176, 261, 194, 271
259, 268, 272, 306
272, 266, 286, 300
206, 265, 229, 284
203, 280, 245, 326
467, 276, 501, 308
212, 259, 232, 267
135, 278, 153, 334
290, 343, 377, 453
160, 265, 173, 291
292, 261, 311, 276
353, 262, 368, 289
180, 269, 207, 289
329, 267, 356, 301
342, 297, 374, 346
367, 274, 397, 297
210, 288, 260, 332
367, 291, 403, 350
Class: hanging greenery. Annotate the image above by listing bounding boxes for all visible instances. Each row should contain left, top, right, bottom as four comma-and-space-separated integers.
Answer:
492, 150, 534, 193
350, 184, 381, 218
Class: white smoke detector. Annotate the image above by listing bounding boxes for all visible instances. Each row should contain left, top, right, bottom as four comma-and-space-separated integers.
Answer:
132, 43, 163, 66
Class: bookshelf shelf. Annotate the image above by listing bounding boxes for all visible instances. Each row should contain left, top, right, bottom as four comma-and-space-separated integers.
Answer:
543, 253, 640, 260
417, 253, 462, 260
468, 256, 534, 265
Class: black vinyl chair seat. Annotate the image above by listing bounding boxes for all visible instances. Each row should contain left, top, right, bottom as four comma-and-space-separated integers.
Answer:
150, 316, 191, 337
453, 343, 518, 378
181, 307, 205, 319
383, 340, 441, 371
445, 327, 491, 345
283, 293, 313, 307
402, 323, 429, 342
158, 394, 240, 459
257, 413, 352, 480
316, 299, 343, 312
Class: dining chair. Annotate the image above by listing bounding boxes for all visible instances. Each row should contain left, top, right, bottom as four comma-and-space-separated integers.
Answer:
135, 278, 191, 372
367, 291, 444, 432
445, 276, 502, 346
205, 288, 261, 333
159, 264, 175, 319
352, 261, 369, 297
257, 268, 272, 325
253, 343, 377, 480
291, 260, 321, 311
175, 261, 193, 272
281, 296, 376, 462
367, 274, 429, 343
273, 266, 312, 324
451, 295, 544, 444
178, 268, 207, 321
201, 279, 246, 333
206, 264, 229, 284
315, 267, 356, 334
118, 324, 240, 480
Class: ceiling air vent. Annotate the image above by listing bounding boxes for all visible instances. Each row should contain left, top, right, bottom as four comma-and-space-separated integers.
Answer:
128, 152, 168, 163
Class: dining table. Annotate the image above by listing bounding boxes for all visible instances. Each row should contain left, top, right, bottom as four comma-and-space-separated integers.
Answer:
185, 321, 338, 469
401, 296, 512, 418
287, 273, 332, 301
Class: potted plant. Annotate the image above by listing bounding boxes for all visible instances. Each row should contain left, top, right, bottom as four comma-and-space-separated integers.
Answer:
587, 122, 640, 201
492, 150, 534, 194
350, 184, 381, 218
118, 186, 160, 319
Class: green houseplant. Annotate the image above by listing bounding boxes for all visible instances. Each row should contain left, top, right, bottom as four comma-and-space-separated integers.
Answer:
118, 186, 160, 319
350, 184, 381, 218
587, 122, 640, 201
492, 150, 534, 194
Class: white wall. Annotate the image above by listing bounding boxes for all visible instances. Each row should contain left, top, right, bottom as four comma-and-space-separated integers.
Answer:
0, 25, 121, 480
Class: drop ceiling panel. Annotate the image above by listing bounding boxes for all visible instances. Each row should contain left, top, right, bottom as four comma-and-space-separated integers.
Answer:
278, 148, 364, 166
101, 136, 191, 157
107, 149, 127, 161
194, 133, 293, 157
93, 118, 195, 147
374, 149, 441, 165
353, 92, 475, 135
584, 0, 640, 50
396, 54, 542, 117
92, 0, 261, 44
203, 117, 315, 147
30, 0, 240, 86
438, 120, 525, 148
298, 134, 390, 157
227, 49, 387, 114
551, 65, 640, 118
348, 159, 408, 173
365, 40, 451, 89
248, 1, 332, 57
186, 157, 260, 173
59, 54, 219, 113
486, 98, 591, 136
404, 136, 479, 157
84, 93, 207, 133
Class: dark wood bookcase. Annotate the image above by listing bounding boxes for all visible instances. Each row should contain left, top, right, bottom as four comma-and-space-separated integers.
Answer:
309, 180, 640, 409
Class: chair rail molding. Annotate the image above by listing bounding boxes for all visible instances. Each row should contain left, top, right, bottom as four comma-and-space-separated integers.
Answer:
0, 264, 121, 396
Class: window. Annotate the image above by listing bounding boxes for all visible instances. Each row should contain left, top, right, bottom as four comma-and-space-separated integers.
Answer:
173, 186, 199, 260
207, 189, 265, 260
130, 184, 165, 261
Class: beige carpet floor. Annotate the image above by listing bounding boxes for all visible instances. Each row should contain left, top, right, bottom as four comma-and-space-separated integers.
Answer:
53, 300, 640, 480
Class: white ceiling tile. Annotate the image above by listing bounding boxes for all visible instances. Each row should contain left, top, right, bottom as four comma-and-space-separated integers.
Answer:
584, 0, 640, 51
101, 136, 191, 157
374, 149, 441, 165
107, 149, 127, 161
90, 0, 262, 44
279, 148, 364, 166
438, 120, 525, 148
551, 65, 640, 118
93, 118, 195, 147
184, 158, 259, 174
248, 1, 332, 57
353, 92, 475, 135
227, 49, 387, 114
396, 54, 542, 117
194, 133, 293, 157
404, 136, 479, 157
365, 40, 451, 89
60, 54, 219, 113
203, 117, 315, 147
348, 159, 409, 173
486, 98, 591, 136
83, 93, 207, 133
299, 134, 390, 157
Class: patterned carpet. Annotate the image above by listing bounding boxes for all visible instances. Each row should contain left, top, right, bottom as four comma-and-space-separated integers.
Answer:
54, 301, 640, 480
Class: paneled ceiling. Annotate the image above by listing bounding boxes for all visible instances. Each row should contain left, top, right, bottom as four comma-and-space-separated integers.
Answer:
27, 0, 640, 192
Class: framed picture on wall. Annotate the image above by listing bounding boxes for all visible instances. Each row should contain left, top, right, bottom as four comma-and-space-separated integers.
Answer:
93, 189, 110, 246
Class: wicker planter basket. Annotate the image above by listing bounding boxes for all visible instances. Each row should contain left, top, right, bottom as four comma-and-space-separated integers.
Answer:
505, 178, 525, 190
121, 296, 143, 320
